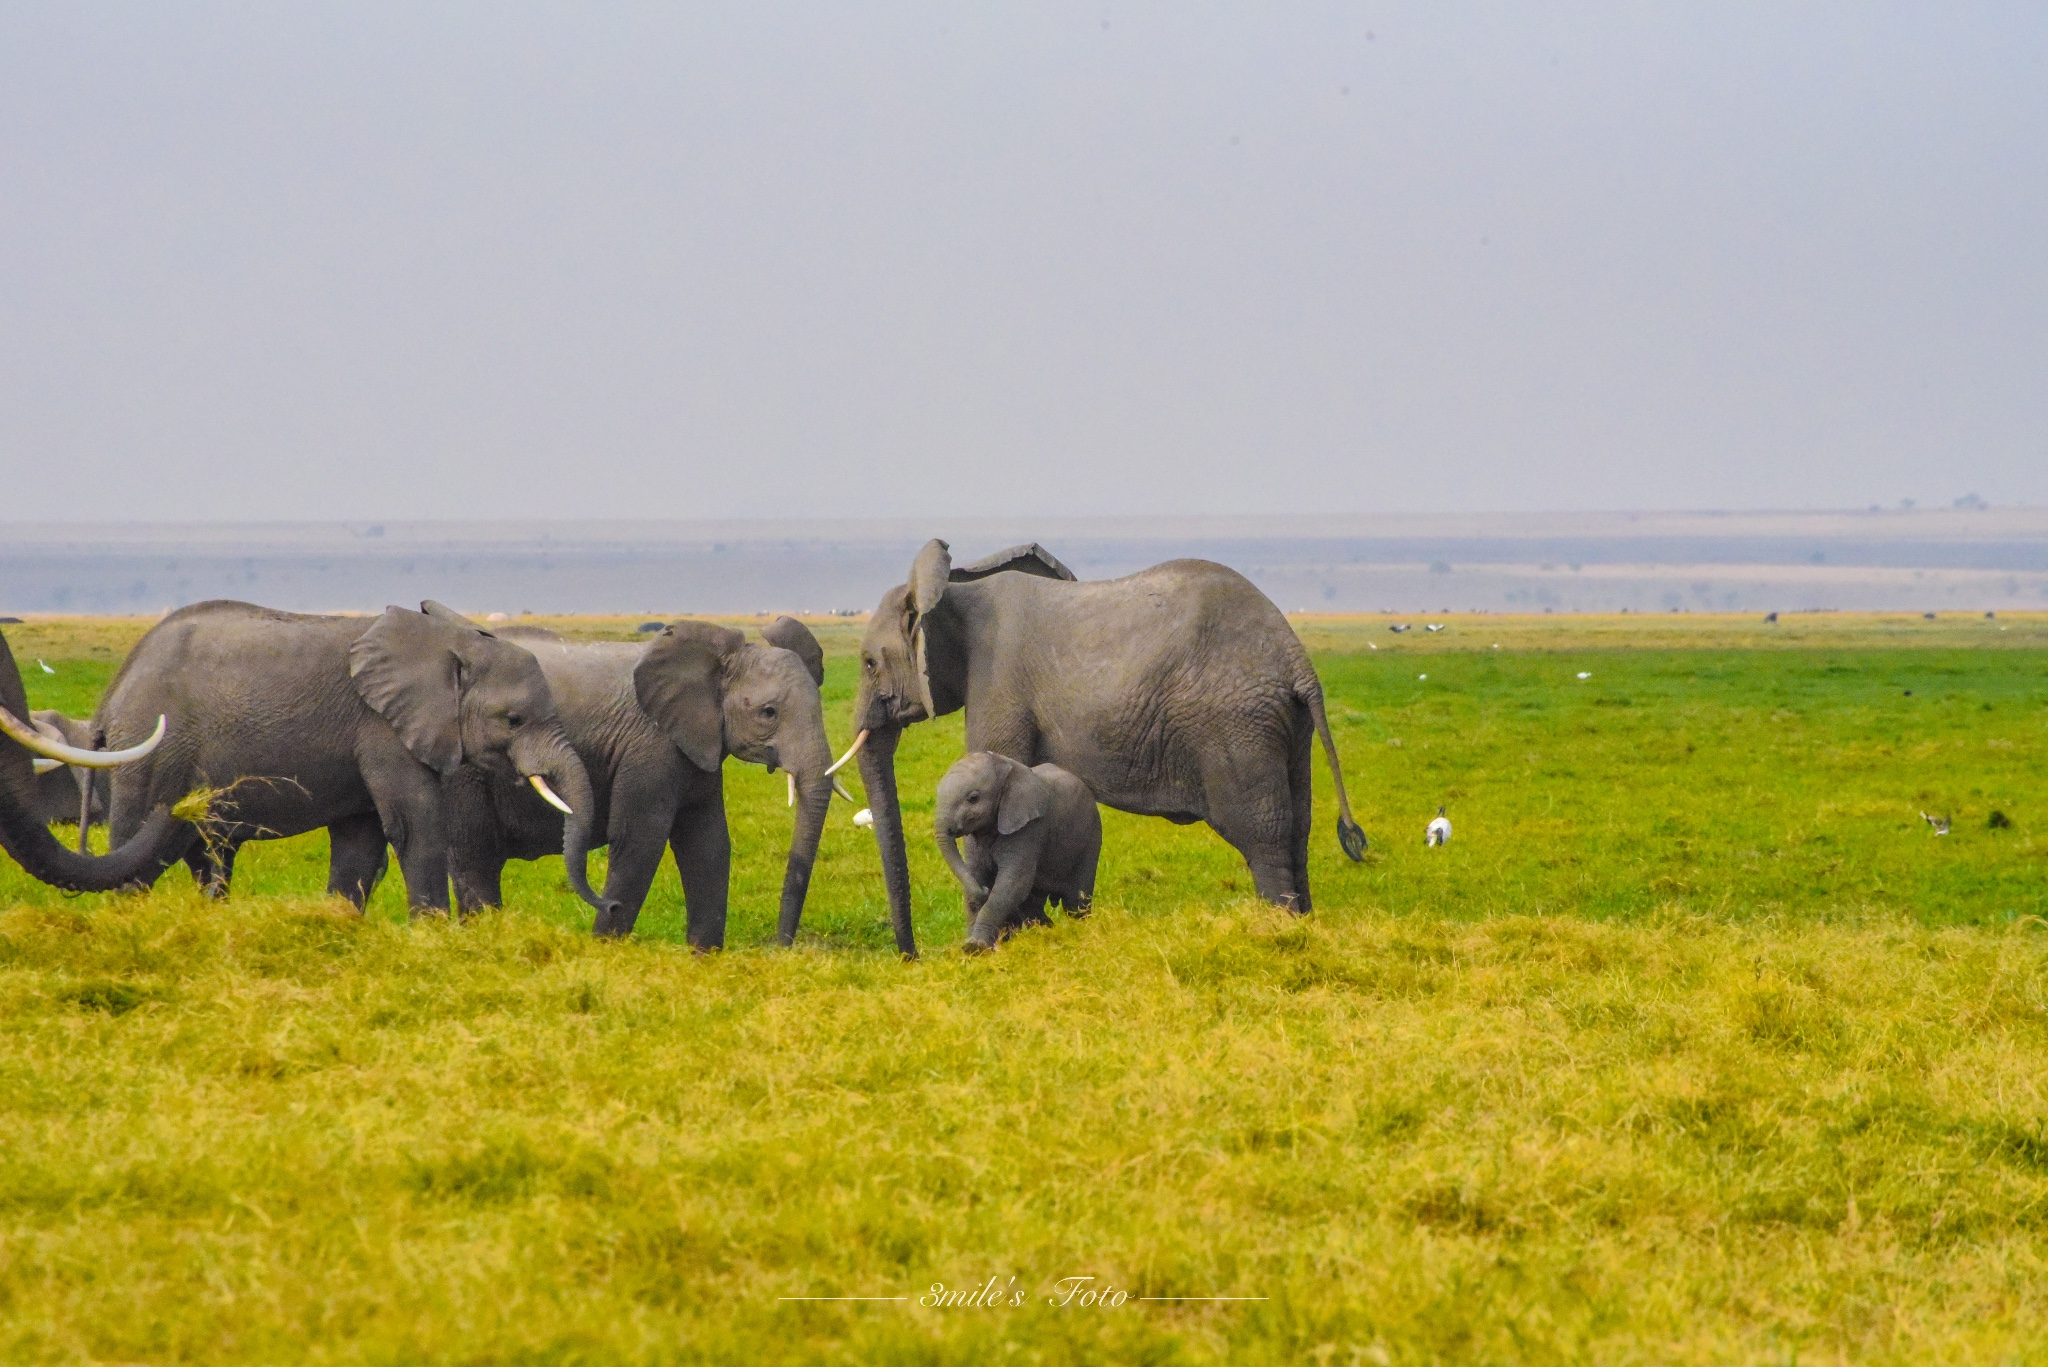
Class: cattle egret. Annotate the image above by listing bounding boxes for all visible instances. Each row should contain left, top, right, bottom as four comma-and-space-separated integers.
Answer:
1418, 673, 1427, 681
1426, 807, 1451, 846
853, 808, 875, 829
35, 659, 54, 674
1920, 811, 1950, 835
1425, 624, 1444, 633
1389, 624, 1410, 634
1576, 671, 1592, 680
1368, 642, 1378, 650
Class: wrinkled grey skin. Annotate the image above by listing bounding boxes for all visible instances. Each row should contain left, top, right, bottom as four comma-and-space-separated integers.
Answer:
934, 752, 1101, 953
29, 711, 108, 849
95, 600, 605, 916
0, 629, 184, 892
851, 540, 1366, 957
439, 616, 834, 948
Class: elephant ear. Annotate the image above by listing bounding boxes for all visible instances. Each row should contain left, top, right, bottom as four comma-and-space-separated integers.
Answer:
949, 542, 1076, 584
420, 599, 492, 635
634, 620, 744, 773
909, 540, 952, 617
348, 607, 466, 775
759, 616, 825, 687
997, 763, 1051, 836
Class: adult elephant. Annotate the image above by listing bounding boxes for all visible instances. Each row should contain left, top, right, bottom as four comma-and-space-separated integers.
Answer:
831, 540, 1367, 957
0, 629, 181, 890
94, 600, 606, 916
438, 613, 836, 948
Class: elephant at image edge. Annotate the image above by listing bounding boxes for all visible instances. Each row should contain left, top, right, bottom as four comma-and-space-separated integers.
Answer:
94, 600, 607, 915
835, 540, 1367, 957
0, 629, 182, 891
436, 614, 834, 947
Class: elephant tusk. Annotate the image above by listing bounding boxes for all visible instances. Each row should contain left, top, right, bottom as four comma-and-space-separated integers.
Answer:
528, 774, 574, 815
832, 777, 854, 803
824, 729, 869, 777
33, 757, 61, 775
0, 708, 165, 769
786, 771, 796, 807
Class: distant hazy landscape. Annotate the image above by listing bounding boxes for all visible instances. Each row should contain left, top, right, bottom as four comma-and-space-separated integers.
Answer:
3, 507, 2044, 617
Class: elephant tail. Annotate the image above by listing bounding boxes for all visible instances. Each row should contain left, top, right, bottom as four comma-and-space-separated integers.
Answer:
1297, 673, 1367, 861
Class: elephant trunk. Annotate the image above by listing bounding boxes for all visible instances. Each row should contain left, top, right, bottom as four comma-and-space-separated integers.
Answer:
0, 789, 185, 893
513, 726, 612, 922
936, 831, 984, 904
856, 726, 918, 958
775, 770, 832, 945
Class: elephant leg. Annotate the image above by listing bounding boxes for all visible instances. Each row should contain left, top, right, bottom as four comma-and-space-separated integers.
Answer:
107, 777, 194, 893
669, 792, 731, 951
1010, 892, 1053, 933
1202, 748, 1302, 911
182, 834, 237, 899
1287, 707, 1315, 914
967, 839, 1043, 952
369, 775, 450, 916
440, 768, 506, 917
326, 812, 390, 909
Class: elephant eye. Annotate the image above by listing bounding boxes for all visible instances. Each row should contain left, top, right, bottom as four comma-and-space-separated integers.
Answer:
762, 705, 777, 721
507, 712, 525, 728
862, 656, 877, 673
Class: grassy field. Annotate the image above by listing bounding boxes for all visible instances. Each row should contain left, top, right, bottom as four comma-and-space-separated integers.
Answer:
2, 612, 2046, 1362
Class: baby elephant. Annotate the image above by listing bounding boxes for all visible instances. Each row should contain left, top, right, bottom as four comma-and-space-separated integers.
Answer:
934, 752, 1102, 952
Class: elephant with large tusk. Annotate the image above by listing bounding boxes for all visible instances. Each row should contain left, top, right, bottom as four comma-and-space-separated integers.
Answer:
836, 540, 1368, 958
435, 614, 836, 947
90, 599, 607, 917
0, 629, 186, 891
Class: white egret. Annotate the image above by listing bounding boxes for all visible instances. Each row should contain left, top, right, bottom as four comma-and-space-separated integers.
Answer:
1426, 807, 1451, 846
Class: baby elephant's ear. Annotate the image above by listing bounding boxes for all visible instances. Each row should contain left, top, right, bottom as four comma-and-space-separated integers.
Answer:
760, 616, 825, 687
634, 620, 745, 773
997, 762, 1050, 836
348, 607, 465, 775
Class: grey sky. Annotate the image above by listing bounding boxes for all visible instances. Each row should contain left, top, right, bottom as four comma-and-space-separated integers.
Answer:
3, 3, 2043, 521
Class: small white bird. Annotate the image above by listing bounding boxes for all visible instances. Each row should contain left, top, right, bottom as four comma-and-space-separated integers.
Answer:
1576, 671, 1592, 680
1368, 642, 1378, 650
1920, 811, 1950, 835
1426, 623, 1444, 633
1389, 624, 1410, 634
853, 808, 875, 829
1417, 673, 1428, 680
1426, 807, 1451, 846
36, 659, 54, 674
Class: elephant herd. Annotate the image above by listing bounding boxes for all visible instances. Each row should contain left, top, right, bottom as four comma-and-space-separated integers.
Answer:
0, 541, 1367, 956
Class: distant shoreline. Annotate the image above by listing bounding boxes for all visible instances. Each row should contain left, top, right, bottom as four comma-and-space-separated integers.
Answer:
5, 510, 2045, 616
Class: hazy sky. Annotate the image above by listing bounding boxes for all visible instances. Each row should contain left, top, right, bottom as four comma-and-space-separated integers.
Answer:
3, 4, 2044, 521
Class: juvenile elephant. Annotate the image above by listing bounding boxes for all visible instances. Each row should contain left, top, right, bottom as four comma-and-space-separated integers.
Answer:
0, 630, 179, 892
934, 752, 1100, 953
438, 615, 836, 948
94, 600, 606, 915
834, 539, 1367, 956
28, 711, 108, 848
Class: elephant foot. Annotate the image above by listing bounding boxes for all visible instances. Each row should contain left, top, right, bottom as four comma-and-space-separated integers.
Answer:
962, 937, 996, 955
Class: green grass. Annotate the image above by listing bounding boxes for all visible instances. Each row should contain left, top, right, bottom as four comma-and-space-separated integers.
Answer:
3, 613, 2047, 1362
